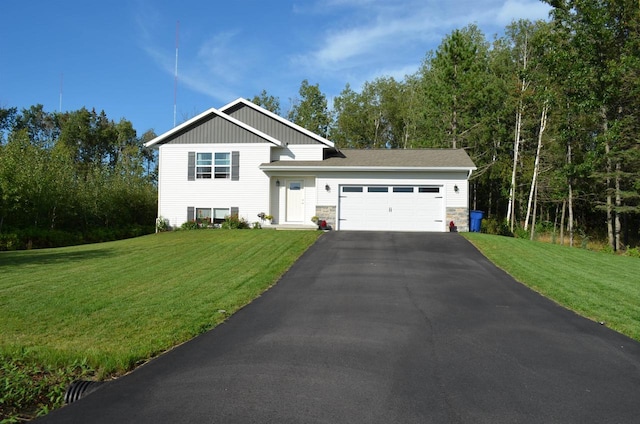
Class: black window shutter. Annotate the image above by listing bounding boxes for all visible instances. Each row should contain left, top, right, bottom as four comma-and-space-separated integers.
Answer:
188, 152, 195, 181
187, 207, 195, 222
231, 151, 240, 181
230, 207, 239, 218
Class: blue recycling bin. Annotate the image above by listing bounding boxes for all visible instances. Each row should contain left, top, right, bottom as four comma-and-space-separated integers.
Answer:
470, 210, 484, 232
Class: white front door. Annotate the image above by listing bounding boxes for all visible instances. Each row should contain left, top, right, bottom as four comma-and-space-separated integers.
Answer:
286, 180, 305, 222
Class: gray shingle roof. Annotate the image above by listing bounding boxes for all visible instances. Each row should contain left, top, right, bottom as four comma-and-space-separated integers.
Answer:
261, 149, 476, 169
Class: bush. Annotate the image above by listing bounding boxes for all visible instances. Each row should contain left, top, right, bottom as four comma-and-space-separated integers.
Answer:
221, 215, 250, 229
156, 217, 170, 232
513, 227, 529, 239
481, 218, 513, 237
180, 220, 200, 231
0, 233, 19, 251
625, 247, 640, 258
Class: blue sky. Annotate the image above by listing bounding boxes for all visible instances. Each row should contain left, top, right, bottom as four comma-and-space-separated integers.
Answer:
1, 0, 550, 137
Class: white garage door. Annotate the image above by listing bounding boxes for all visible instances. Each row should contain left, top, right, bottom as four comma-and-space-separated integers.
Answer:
339, 185, 445, 232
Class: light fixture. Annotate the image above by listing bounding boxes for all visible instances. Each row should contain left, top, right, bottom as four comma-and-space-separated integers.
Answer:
325, 184, 331, 192
454, 184, 459, 193
276, 179, 280, 187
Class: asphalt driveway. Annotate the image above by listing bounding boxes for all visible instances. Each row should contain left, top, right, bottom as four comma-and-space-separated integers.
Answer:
39, 232, 640, 423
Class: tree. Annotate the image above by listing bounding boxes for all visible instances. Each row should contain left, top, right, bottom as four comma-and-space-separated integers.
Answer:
251, 89, 281, 115
426, 26, 491, 149
287, 80, 331, 138
544, 0, 640, 250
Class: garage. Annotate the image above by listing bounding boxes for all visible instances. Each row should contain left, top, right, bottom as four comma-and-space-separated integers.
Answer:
338, 185, 445, 232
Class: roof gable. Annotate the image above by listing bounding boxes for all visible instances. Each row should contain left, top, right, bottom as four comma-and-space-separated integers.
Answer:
144, 107, 282, 148
220, 98, 334, 148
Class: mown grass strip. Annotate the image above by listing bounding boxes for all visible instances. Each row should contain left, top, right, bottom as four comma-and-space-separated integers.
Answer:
463, 233, 640, 341
0, 230, 320, 420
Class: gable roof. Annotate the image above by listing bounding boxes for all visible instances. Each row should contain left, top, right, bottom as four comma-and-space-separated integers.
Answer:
144, 106, 283, 148
260, 149, 476, 172
220, 98, 334, 148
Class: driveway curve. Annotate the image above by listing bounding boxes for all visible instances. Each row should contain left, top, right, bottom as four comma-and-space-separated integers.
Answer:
39, 232, 640, 423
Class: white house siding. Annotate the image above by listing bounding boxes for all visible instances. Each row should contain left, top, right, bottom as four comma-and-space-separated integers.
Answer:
158, 143, 272, 227
270, 145, 325, 162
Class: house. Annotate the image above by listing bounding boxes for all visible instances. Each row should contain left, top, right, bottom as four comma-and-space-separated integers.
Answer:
144, 98, 477, 232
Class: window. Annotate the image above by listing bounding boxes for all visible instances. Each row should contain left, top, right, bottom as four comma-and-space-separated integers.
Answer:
368, 187, 388, 193
214, 152, 230, 179
213, 208, 229, 224
393, 187, 413, 193
196, 208, 212, 225
342, 186, 363, 193
189, 151, 238, 181
196, 153, 212, 179
419, 187, 440, 193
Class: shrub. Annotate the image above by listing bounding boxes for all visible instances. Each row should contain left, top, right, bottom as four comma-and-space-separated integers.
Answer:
252, 222, 262, 229
0, 233, 19, 251
180, 220, 200, 231
156, 217, 170, 232
625, 247, 640, 258
481, 218, 513, 237
221, 215, 250, 229
513, 227, 529, 239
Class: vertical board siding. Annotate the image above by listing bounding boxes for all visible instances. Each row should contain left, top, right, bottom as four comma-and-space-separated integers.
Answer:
226, 104, 319, 145
165, 115, 271, 144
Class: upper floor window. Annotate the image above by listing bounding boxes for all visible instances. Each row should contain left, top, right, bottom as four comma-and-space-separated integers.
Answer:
196, 153, 212, 179
214, 152, 231, 179
188, 151, 239, 181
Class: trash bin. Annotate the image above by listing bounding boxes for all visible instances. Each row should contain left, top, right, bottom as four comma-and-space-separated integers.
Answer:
469, 210, 484, 232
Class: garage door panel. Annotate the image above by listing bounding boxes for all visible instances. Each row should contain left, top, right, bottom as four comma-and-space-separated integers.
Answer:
339, 185, 445, 232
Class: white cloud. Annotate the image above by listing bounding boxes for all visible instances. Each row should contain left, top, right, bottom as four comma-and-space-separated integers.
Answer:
294, 0, 551, 81
495, 0, 552, 25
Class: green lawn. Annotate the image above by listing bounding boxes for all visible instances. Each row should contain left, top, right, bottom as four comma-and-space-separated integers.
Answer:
3, 230, 639, 421
463, 232, 640, 341
0, 230, 320, 420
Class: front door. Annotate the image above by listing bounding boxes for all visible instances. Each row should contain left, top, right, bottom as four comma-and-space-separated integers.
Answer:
286, 180, 305, 222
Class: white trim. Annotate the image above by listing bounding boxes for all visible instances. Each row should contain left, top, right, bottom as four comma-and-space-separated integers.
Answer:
144, 106, 283, 148
220, 98, 335, 148
260, 165, 477, 173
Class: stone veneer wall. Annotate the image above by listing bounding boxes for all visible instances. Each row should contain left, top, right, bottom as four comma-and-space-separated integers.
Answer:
446, 207, 469, 232
315, 205, 336, 230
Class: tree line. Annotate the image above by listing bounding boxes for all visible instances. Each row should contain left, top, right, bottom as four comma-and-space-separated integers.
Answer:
0, 105, 157, 249
254, 0, 640, 250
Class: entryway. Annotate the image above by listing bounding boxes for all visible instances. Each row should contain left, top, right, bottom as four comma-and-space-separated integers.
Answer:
286, 180, 305, 222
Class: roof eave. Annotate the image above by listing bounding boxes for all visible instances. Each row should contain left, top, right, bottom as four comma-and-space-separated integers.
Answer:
259, 165, 477, 172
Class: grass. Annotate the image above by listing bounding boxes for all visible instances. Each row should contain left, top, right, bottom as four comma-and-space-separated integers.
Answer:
463, 232, 640, 342
0, 230, 320, 421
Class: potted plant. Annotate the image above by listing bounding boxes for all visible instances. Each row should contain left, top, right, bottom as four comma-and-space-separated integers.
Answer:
258, 212, 273, 224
